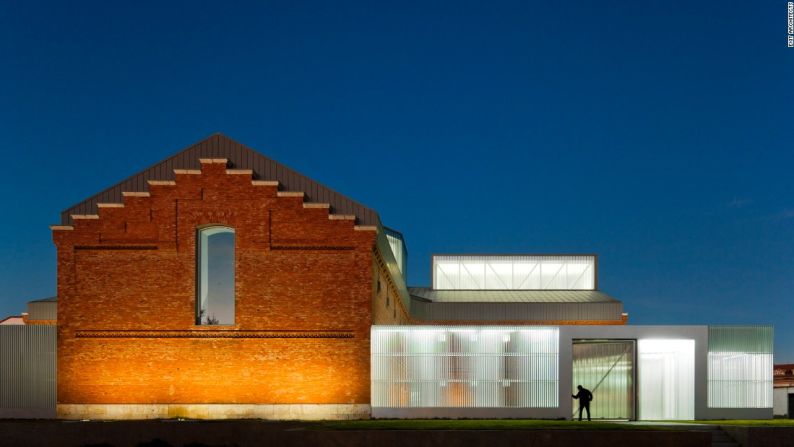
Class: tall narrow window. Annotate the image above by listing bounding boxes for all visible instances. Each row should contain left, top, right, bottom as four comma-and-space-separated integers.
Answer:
197, 226, 235, 325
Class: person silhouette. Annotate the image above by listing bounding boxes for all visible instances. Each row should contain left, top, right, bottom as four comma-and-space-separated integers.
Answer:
572, 385, 593, 421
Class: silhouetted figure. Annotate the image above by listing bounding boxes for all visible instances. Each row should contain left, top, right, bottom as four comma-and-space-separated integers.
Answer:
572, 385, 593, 421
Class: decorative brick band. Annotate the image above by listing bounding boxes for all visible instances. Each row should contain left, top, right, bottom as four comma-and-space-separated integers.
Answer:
74, 245, 158, 250
75, 330, 355, 339
252, 180, 279, 186
354, 225, 378, 232
226, 169, 253, 175
277, 191, 305, 197
199, 158, 229, 164
303, 202, 331, 209
270, 245, 356, 251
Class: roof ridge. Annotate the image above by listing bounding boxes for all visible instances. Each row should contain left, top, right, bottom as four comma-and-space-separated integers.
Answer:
59, 133, 381, 226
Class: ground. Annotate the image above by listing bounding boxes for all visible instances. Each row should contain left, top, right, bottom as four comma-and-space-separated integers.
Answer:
2, 418, 794, 447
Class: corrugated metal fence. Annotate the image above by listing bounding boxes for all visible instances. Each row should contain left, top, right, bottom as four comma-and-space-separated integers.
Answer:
0, 325, 56, 418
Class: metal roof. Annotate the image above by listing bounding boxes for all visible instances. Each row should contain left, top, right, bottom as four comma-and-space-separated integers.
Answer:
410, 299, 624, 322
409, 287, 621, 304
60, 133, 381, 226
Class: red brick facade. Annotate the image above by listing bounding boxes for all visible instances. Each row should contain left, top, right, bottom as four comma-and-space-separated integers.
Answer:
53, 159, 384, 408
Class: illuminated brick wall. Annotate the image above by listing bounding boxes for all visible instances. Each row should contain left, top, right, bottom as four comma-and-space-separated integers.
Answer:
53, 160, 378, 410
371, 250, 410, 326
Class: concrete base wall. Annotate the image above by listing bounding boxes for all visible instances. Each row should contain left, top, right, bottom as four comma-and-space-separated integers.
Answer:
774, 387, 793, 417
0, 408, 56, 419
57, 404, 371, 420
704, 407, 773, 420
373, 407, 562, 419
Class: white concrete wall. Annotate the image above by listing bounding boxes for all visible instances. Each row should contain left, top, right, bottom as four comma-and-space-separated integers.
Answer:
774, 387, 793, 417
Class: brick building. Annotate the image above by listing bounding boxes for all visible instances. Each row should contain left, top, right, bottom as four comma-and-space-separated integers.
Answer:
0, 134, 776, 420
774, 364, 794, 418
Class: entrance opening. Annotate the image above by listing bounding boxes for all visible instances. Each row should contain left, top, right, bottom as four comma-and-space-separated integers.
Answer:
789, 393, 794, 419
572, 340, 635, 420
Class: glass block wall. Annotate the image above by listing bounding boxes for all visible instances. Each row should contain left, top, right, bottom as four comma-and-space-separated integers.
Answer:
708, 326, 773, 408
432, 255, 595, 290
371, 326, 559, 408
638, 339, 695, 420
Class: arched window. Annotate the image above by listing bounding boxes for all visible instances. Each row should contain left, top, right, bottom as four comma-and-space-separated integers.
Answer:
197, 226, 235, 325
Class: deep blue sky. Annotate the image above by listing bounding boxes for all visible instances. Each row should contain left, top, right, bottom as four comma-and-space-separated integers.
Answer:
1, 1, 792, 360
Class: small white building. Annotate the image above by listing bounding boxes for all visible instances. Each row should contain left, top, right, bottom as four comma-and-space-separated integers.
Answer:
774, 364, 794, 418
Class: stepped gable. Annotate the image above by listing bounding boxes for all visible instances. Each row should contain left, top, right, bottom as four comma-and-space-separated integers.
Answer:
51, 158, 378, 241
59, 133, 380, 227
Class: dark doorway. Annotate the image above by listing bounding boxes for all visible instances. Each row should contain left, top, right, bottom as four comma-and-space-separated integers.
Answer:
788, 393, 794, 419
572, 340, 636, 420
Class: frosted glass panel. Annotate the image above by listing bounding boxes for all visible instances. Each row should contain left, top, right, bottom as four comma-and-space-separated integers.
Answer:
433, 255, 595, 290
708, 325, 773, 408
638, 339, 695, 420
371, 326, 559, 408
708, 353, 773, 408
386, 231, 406, 276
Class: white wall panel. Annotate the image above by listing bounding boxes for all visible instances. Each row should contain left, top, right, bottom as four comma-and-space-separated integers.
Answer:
638, 339, 695, 420
371, 326, 559, 408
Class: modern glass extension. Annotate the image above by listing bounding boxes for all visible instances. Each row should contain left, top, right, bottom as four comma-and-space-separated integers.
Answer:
196, 226, 235, 325
371, 326, 560, 409
372, 326, 774, 420
432, 255, 596, 290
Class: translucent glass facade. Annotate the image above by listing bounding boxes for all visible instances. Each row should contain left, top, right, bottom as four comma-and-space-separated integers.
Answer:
638, 339, 695, 420
708, 326, 773, 408
572, 341, 635, 419
371, 326, 559, 408
433, 255, 595, 290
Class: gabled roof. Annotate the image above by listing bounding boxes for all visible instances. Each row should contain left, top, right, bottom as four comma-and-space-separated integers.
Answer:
60, 133, 381, 226
0, 316, 24, 325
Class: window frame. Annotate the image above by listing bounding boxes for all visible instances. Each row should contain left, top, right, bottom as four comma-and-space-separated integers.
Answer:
196, 225, 236, 326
